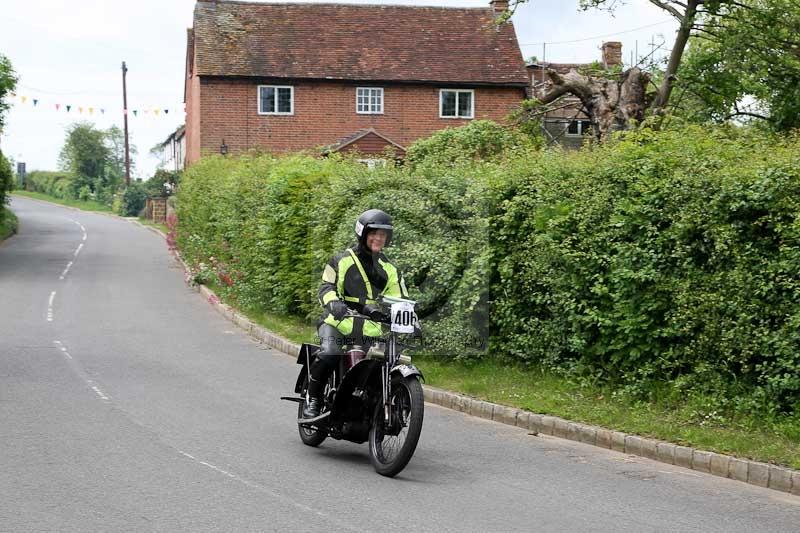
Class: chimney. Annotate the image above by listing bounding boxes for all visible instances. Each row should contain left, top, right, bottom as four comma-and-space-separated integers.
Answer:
490, 0, 509, 14
602, 41, 623, 68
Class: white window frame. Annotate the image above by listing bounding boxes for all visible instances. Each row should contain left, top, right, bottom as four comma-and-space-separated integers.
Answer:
356, 87, 384, 114
257, 85, 294, 115
439, 89, 474, 119
565, 119, 592, 137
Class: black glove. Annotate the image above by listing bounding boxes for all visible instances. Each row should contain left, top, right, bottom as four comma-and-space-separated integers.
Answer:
363, 304, 388, 322
327, 300, 349, 321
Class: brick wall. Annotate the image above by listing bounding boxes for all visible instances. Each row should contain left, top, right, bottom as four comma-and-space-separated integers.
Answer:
188, 78, 526, 161
186, 54, 202, 165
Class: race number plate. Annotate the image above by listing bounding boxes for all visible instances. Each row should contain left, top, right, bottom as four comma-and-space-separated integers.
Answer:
390, 301, 417, 333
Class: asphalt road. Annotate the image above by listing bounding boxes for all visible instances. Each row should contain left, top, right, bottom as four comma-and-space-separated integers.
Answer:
2, 195, 799, 532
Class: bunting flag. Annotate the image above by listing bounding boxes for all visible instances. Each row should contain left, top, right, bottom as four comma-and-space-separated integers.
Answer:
5, 92, 183, 119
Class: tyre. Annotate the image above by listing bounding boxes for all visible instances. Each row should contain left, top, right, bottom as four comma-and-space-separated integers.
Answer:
298, 377, 327, 447
368, 375, 424, 477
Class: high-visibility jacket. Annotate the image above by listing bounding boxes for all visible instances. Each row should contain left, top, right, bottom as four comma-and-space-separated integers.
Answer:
318, 244, 409, 338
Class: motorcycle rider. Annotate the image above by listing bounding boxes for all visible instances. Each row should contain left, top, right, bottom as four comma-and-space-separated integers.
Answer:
303, 209, 409, 419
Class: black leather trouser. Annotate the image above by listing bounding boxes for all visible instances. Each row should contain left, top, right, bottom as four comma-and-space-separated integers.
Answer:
308, 323, 374, 398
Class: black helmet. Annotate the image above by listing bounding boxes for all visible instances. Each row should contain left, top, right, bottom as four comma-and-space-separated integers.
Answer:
355, 209, 393, 247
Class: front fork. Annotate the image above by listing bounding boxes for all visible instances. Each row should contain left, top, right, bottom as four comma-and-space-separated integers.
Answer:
382, 334, 397, 424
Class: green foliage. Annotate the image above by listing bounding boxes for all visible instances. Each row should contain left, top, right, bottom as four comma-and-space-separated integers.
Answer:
1, 206, 18, 241
144, 169, 181, 197
405, 120, 541, 168
177, 125, 800, 416
493, 126, 800, 414
119, 182, 148, 216
57, 122, 137, 204
0, 150, 13, 227
677, 0, 800, 130
0, 54, 18, 131
25, 170, 76, 199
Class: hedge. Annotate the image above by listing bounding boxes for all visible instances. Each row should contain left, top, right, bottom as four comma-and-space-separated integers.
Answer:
26, 170, 77, 199
176, 125, 800, 414
0, 150, 12, 227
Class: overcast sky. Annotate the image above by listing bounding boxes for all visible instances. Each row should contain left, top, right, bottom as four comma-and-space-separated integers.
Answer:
0, 0, 677, 180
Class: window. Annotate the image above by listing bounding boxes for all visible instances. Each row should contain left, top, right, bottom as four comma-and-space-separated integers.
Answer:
440, 89, 474, 119
258, 85, 293, 115
566, 119, 592, 136
356, 87, 383, 114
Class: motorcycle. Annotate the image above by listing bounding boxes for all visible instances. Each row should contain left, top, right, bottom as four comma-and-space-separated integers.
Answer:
281, 296, 424, 477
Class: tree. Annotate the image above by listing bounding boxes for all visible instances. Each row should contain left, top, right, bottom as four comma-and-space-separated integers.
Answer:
105, 124, 136, 180
0, 54, 17, 132
676, 0, 800, 130
58, 122, 137, 195
508, 0, 800, 139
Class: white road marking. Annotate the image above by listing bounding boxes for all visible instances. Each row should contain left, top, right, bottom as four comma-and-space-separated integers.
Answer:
47, 291, 56, 322
73, 243, 83, 257
82, 234, 87, 241
175, 450, 357, 531
59, 261, 74, 280
87, 379, 110, 401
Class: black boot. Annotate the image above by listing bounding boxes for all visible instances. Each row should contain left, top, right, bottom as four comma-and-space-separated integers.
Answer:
302, 396, 322, 419
302, 376, 324, 419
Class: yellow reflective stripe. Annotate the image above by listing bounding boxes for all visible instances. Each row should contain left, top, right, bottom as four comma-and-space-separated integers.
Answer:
378, 258, 403, 298
324, 315, 354, 335
321, 290, 339, 305
363, 320, 383, 337
336, 255, 355, 297
347, 249, 373, 300
322, 264, 336, 283
343, 295, 378, 304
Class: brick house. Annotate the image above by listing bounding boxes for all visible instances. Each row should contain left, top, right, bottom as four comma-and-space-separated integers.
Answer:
184, 0, 529, 165
527, 41, 622, 148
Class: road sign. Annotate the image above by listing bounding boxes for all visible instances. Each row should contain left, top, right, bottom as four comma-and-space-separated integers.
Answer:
16, 162, 26, 188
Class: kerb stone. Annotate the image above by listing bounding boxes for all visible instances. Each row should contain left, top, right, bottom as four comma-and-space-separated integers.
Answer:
728, 458, 749, 482
655, 443, 675, 465
610, 432, 626, 453
748, 462, 770, 488
709, 453, 730, 478
674, 446, 693, 469
625, 436, 644, 456
692, 450, 712, 473
768, 466, 793, 493
596, 429, 613, 449
539, 416, 556, 436
553, 418, 570, 439
516, 411, 531, 429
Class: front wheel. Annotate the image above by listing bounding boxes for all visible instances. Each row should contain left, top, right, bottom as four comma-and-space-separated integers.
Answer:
368, 376, 424, 477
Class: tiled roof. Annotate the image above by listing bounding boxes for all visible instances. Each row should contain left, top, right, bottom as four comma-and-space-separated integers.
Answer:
192, 1, 529, 86
322, 128, 406, 154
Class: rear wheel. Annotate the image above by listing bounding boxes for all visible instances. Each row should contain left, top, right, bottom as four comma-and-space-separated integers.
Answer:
298, 376, 327, 447
368, 375, 424, 477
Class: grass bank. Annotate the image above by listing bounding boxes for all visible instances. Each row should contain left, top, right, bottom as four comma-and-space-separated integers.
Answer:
203, 282, 799, 469
1, 206, 18, 241
12, 190, 113, 213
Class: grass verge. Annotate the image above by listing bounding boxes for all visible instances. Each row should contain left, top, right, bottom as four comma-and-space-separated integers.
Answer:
1, 206, 18, 241
197, 282, 800, 470
137, 217, 169, 235
12, 190, 113, 213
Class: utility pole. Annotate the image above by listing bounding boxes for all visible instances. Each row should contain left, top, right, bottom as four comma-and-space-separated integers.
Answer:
121, 61, 131, 186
